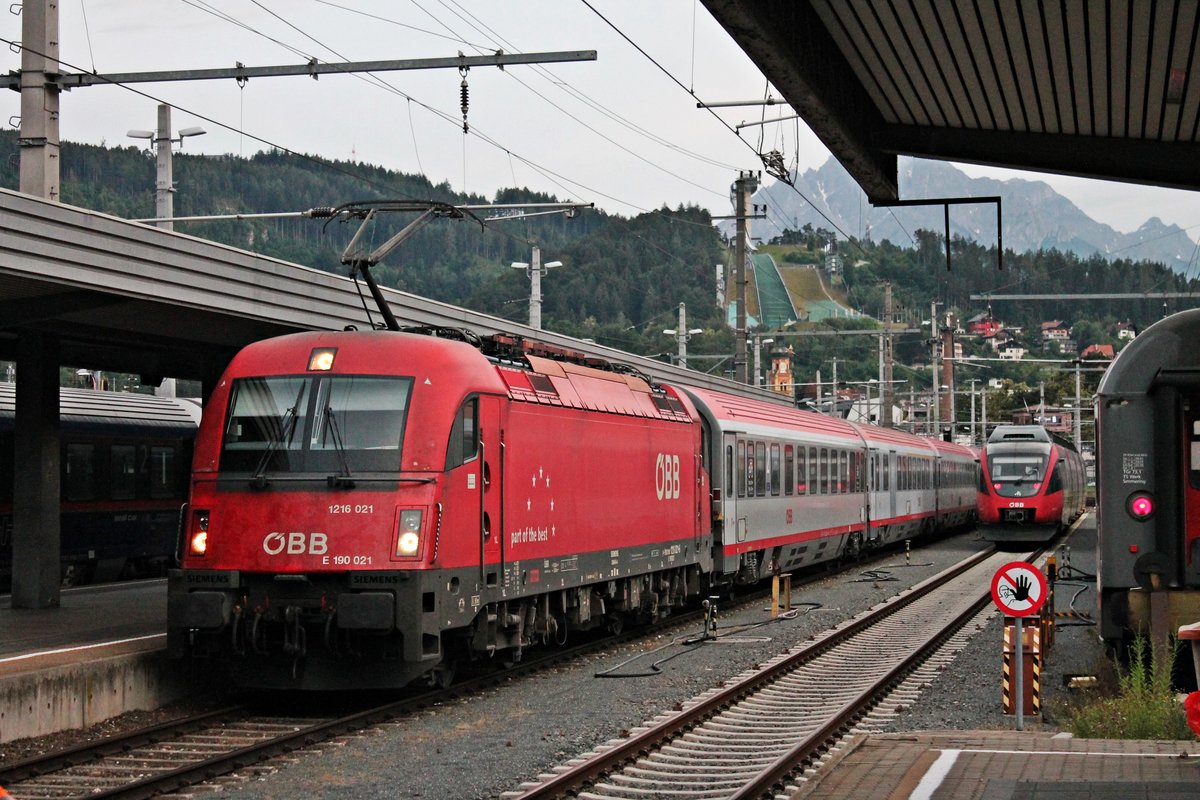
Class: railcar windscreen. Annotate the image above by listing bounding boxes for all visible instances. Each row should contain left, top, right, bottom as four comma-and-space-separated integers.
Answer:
987, 453, 1048, 497
219, 375, 413, 474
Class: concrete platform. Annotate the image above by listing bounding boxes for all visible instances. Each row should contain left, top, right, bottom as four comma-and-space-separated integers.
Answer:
0, 580, 198, 744
801, 731, 1200, 799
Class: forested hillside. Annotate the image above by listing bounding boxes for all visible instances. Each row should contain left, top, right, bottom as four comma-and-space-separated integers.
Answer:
4, 130, 1199, 393
0, 131, 728, 358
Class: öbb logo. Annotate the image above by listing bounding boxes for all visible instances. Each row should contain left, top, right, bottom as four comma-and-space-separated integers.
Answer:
655, 453, 681, 500
263, 531, 328, 556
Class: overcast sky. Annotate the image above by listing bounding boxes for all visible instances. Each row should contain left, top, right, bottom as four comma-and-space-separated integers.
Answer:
4, 0, 1199, 242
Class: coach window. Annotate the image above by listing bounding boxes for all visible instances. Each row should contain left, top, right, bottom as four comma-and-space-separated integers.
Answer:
796, 448, 808, 494
65, 443, 96, 502
737, 440, 747, 498
726, 445, 734, 496
111, 445, 137, 501
446, 397, 479, 470
817, 448, 827, 494
784, 446, 794, 496
149, 446, 178, 499
839, 451, 848, 493
755, 442, 767, 496
770, 444, 781, 496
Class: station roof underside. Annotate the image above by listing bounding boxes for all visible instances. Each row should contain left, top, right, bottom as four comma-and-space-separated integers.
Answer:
702, 0, 1200, 201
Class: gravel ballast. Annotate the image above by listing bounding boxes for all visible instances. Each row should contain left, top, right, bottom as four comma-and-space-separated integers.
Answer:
205, 523, 1105, 800
1, 520, 1108, 799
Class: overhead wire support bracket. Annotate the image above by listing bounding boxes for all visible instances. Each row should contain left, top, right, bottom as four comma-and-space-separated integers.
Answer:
7, 50, 599, 90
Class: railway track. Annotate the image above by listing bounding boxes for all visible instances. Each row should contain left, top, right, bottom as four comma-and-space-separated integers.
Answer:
0, 537, 985, 798
504, 546, 1022, 800
0, 586, 772, 799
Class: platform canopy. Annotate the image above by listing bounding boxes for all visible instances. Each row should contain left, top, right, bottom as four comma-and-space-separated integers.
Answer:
702, 0, 1200, 202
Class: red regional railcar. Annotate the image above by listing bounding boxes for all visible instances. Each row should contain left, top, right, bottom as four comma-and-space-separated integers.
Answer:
976, 424, 1085, 546
168, 329, 976, 689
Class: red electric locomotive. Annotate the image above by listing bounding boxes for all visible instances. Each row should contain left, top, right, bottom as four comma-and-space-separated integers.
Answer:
167, 328, 977, 689
976, 424, 1085, 546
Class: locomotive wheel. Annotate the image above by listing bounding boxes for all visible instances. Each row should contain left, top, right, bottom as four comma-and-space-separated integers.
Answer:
427, 661, 457, 689
604, 613, 624, 635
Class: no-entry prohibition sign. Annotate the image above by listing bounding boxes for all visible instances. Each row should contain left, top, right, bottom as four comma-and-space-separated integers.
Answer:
990, 561, 1048, 617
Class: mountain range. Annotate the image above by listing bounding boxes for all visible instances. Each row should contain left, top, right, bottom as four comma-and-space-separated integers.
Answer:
742, 157, 1197, 273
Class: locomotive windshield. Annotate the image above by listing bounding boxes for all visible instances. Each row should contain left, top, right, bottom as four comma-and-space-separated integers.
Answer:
987, 453, 1049, 497
220, 375, 413, 475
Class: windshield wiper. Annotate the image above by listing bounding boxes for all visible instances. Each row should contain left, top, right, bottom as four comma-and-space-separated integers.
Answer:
250, 385, 305, 488
322, 403, 356, 489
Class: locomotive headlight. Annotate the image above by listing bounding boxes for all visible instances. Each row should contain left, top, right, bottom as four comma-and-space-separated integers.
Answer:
308, 347, 337, 371
1127, 492, 1155, 520
395, 509, 423, 557
189, 510, 210, 557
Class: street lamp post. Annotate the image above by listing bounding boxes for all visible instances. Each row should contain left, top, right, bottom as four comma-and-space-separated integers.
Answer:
127, 103, 205, 231
753, 336, 775, 387
663, 303, 703, 369
510, 245, 562, 330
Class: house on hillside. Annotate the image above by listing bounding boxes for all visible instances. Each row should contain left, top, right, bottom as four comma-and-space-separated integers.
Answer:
985, 329, 1017, 351
1116, 321, 1138, 340
1041, 320, 1071, 342
1081, 343, 1115, 359
967, 312, 1003, 337
998, 341, 1027, 361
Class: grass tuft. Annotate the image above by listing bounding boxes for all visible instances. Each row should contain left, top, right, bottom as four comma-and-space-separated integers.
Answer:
1059, 637, 1193, 740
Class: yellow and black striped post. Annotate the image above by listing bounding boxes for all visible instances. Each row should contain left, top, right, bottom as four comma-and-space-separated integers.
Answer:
1002, 617, 1042, 722
1041, 554, 1056, 656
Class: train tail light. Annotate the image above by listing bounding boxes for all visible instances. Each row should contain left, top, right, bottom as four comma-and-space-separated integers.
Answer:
189, 510, 210, 557
395, 509, 423, 558
1127, 492, 1155, 520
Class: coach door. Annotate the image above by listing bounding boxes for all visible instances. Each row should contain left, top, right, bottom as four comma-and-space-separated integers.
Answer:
723, 435, 742, 543
479, 396, 504, 587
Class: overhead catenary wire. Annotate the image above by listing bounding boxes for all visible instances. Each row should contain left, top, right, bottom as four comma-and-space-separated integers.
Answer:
576, 0, 875, 262
158, 1, 671, 218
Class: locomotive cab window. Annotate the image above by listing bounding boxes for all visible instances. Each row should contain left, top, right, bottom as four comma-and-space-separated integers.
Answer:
987, 452, 1048, 497
220, 375, 413, 474
446, 397, 479, 470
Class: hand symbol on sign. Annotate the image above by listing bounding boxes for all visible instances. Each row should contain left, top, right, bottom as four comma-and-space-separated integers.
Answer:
998, 573, 1033, 604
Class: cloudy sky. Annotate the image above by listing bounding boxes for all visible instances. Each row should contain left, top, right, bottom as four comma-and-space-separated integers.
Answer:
4, 0, 1199, 240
